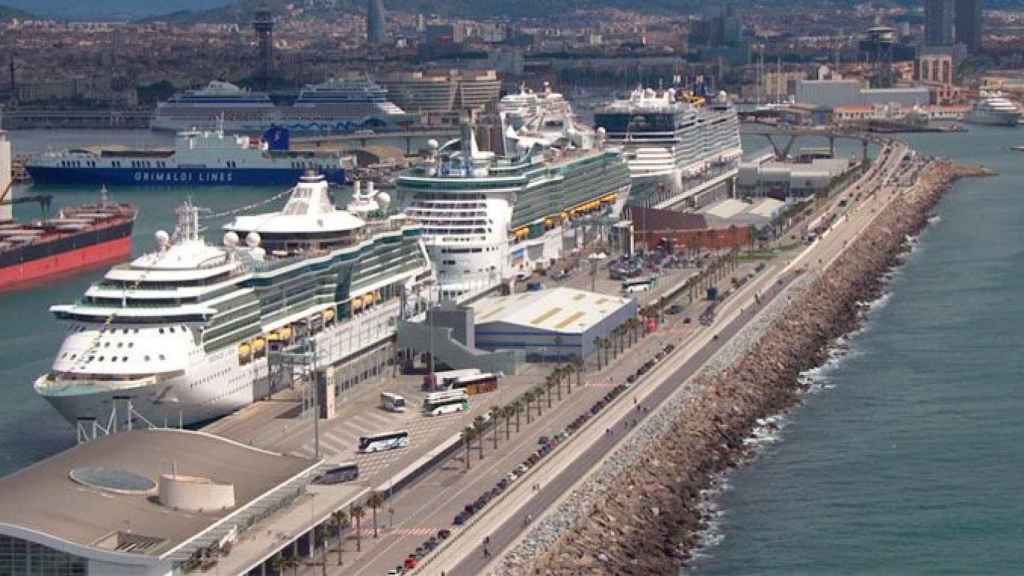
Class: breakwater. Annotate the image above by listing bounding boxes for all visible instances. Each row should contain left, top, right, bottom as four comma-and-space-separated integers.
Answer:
496, 160, 991, 575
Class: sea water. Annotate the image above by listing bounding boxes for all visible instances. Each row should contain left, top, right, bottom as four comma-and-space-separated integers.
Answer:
690, 127, 1024, 574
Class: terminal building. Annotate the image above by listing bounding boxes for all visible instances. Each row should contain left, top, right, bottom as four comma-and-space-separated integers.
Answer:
470, 287, 638, 361
0, 429, 325, 576
737, 156, 853, 199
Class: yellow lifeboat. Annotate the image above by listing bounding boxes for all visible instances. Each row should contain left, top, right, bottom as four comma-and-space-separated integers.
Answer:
323, 308, 336, 321
352, 296, 363, 311
267, 330, 280, 342
253, 337, 266, 352
279, 326, 293, 341
238, 342, 252, 359
374, 290, 382, 303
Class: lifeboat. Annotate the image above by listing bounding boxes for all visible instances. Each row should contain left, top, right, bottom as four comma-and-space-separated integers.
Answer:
268, 329, 281, 342
374, 290, 382, 303
323, 308, 336, 322
279, 326, 293, 341
238, 342, 252, 363
253, 337, 266, 352
352, 296, 363, 311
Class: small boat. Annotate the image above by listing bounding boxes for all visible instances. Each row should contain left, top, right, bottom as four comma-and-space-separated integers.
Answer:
1010, 145, 1024, 152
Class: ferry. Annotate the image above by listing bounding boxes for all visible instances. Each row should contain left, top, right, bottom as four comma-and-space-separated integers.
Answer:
34, 173, 433, 427
397, 85, 631, 300
26, 126, 351, 187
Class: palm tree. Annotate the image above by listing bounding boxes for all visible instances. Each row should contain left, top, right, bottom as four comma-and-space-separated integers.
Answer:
473, 415, 486, 459
503, 405, 514, 440
523, 391, 533, 424
533, 386, 544, 417
271, 553, 286, 576
350, 504, 365, 552
366, 492, 385, 539
491, 409, 500, 450
514, 398, 524, 431
463, 425, 476, 470
571, 356, 583, 392
280, 556, 301, 576
544, 375, 554, 408
554, 366, 564, 401
331, 510, 348, 566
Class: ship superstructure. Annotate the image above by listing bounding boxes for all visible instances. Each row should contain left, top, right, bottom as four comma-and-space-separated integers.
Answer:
398, 86, 631, 299
964, 91, 1021, 127
27, 126, 351, 186
35, 173, 432, 427
594, 87, 743, 207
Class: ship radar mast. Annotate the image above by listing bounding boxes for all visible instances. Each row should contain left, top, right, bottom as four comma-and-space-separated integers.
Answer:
172, 200, 203, 244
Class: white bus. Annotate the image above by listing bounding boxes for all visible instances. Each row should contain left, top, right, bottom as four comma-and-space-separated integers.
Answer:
357, 431, 410, 454
423, 389, 469, 416
381, 392, 406, 413
622, 275, 657, 294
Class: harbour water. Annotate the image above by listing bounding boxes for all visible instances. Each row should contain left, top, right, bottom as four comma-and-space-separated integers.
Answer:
691, 126, 1024, 574
0, 130, 354, 475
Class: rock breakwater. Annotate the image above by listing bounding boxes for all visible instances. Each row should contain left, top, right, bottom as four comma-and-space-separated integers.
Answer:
496, 161, 988, 576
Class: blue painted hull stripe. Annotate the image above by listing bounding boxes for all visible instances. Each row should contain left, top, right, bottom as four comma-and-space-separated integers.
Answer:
26, 167, 345, 187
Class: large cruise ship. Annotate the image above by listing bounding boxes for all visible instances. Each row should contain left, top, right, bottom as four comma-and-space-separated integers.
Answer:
151, 78, 415, 134
34, 173, 433, 427
27, 126, 351, 186
964, 91, 1021, 127
397, 86, 631, 299
594, 87, 743, 208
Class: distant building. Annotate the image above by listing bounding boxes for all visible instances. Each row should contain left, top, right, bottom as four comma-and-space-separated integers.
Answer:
626, 206, 754, 252
794, 79, 929, 110
925, 0, 955, 46
737, 157, 852, 199
367, 0, 387, 46
955, 0, 982, 53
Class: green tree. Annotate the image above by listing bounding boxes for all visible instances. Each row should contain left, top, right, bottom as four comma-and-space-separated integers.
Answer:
463, 425, 476, 470
331, 510, 348, 566
366, 492, 385, 539
349, 504, 365, 552
473, 414, 486, 459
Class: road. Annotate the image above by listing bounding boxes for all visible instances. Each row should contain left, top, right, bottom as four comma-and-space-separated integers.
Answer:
287, 140, 918, 575
421, 141, 917, 575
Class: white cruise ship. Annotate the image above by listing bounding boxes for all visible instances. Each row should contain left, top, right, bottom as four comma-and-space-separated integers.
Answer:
964, 91, 1021, 127
34, 173, 433, 427
594, 87, 743, 208
151, 78, 415, 134
151, 81, 277, 133
397, 86, 631, 299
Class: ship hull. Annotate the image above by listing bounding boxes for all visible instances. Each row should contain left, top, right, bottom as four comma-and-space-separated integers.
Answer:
26, 166, 346, 187
0, 222, 134, 290
964, 113, 1020, 127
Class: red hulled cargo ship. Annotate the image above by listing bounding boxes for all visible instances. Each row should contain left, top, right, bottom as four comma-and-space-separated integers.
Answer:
0, 192, 137, 289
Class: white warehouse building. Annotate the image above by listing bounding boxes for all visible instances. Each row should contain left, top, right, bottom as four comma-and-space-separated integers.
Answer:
470, 286, 638, 361
794, 79, 930, 110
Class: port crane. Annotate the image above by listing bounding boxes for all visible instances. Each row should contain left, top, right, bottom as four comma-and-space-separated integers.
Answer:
0, 180, 52, 220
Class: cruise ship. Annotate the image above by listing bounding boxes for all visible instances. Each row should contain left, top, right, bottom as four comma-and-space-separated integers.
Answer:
594, 87, 743, 208
964, 91, 1021, 127
27, 126, 351, 186
397, 86, 631, 299
34, 173, 433, 427
151, 78, 415, 134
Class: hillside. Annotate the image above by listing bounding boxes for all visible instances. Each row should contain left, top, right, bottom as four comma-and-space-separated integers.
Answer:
0, 3, 33, 19
145, 0, 704, 24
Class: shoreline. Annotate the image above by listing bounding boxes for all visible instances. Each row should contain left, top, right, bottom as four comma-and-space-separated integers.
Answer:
497, 160, 991, 575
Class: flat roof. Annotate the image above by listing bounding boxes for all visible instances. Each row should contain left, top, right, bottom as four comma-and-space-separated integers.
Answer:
471, 286, 632, 335
0, 429, 317, 559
